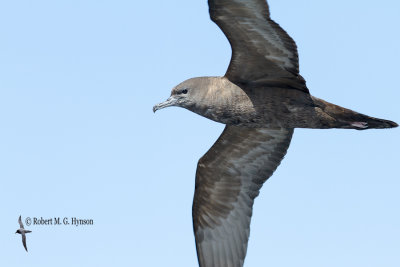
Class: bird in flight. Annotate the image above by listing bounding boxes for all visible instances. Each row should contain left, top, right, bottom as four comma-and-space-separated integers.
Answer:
15, 215, 32, 252
153, 0, 397, 266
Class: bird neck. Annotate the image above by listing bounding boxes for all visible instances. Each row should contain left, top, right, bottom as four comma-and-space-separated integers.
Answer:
188, 77, 250, 124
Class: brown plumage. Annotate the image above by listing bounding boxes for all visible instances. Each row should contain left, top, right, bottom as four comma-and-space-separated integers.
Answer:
153, 0, 397, 266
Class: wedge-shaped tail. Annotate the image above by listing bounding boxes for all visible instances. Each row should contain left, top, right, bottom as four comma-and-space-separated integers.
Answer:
312, 96, 398, 130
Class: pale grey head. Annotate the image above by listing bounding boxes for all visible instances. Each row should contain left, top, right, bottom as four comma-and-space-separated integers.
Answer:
153, 77, 227, 114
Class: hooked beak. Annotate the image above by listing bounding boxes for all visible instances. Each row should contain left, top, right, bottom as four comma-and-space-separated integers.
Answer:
153, 96, 178, 113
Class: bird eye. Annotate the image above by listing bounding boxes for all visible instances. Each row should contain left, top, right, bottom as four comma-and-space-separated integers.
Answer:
178, 89, 188, 95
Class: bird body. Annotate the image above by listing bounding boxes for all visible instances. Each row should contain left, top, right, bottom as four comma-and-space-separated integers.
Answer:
16, 229, 32, 234
153, 0, 397, 266
170, 76, 397, 130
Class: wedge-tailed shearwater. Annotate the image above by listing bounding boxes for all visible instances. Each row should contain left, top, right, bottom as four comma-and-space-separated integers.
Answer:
153, 1, 397, 266
15, 215, 31, 252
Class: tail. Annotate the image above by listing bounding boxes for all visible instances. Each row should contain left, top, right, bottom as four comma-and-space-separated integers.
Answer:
350, 116, 398, 130
312, 96, 398, 130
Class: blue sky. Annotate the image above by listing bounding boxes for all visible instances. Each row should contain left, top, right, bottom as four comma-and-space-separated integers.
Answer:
0, 1, 399, 266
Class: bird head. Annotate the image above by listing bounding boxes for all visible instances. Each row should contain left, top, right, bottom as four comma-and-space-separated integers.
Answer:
153, 77, 221, 113
153, 79, 196, 113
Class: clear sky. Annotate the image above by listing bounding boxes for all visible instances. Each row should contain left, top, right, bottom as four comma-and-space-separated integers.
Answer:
0, 1, 399, 266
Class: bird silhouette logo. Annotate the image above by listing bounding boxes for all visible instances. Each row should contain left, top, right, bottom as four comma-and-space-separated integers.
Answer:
15, 215, 32, 252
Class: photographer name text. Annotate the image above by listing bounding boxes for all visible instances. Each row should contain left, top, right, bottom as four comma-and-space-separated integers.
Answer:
25, 217, 94, 227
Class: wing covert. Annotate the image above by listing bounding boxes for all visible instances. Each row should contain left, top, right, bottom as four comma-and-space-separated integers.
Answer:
208, 0, 305, 89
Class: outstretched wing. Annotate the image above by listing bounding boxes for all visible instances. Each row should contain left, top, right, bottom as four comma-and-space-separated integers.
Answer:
18, 215, 24, 229
22, 234, 28, 252
193, 126, 293, 267
208, 0, 306, 90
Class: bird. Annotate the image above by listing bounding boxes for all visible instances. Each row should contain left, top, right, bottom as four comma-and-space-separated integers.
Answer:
153, 1, 397, 266
15, 215, 32, 252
